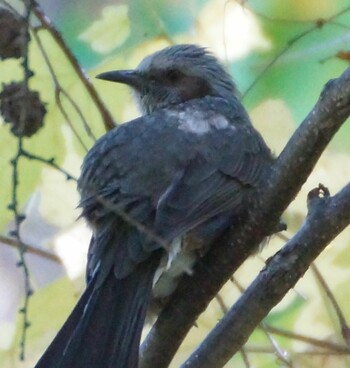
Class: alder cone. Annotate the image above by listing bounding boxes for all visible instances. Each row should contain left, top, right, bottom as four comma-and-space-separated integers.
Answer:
0, 82, 46, 137
0, 8, 27, 59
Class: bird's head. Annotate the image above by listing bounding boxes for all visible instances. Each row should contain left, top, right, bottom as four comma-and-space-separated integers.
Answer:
96, 44, 238, 114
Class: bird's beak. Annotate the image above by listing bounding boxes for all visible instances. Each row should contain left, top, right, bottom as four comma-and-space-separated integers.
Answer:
96, 70, 143, 90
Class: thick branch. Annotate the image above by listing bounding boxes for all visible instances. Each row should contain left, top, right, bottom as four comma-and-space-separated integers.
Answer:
140, 66, 350, 368
182, 183, 350, 367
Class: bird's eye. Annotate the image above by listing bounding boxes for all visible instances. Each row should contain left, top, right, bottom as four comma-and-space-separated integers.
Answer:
166, 69, 181, 82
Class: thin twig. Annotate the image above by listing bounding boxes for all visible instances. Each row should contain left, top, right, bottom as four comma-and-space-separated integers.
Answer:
32, 1, 116, 131
0, 235, 62, 264
264, 325, 350, 354
311, 264, 350, 346
17, 0, 34, 359
145, 0, 176, 45
261, 322, 293, 367
232, 278, 293, 366
243, 346, 350, 356
11, 1, 36, 359
21, 149, 77, 181
31, 29, 90, 151
239, 348, 251, 368
241, 3, 350, 98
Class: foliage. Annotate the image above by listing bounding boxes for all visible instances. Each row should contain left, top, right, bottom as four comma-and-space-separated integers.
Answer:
0, 0, 350, 367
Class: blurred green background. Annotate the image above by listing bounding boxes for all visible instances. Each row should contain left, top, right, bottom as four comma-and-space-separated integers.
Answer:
1, 0, 350, 367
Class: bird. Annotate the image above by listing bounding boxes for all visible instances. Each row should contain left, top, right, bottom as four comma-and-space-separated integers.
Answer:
35, 44, 274, 368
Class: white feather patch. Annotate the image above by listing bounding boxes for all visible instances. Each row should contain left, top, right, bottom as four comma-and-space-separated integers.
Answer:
168, 108, 231, 135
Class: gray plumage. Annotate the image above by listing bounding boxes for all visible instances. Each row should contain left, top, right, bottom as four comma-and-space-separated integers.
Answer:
35, 44, 273, 368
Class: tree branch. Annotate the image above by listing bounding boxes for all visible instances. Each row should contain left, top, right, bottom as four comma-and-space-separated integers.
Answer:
182, 183, 350, 367
140, 66, 350, 368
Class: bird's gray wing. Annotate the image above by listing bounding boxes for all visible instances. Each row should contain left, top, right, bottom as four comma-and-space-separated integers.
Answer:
150, 125, 273, 250
151, 158, 241, 244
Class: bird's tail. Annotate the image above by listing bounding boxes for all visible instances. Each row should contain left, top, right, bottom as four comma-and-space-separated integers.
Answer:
35, 254, 161, 368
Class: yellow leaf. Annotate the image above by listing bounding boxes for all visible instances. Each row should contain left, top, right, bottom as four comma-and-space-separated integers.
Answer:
79, 5, 130, 54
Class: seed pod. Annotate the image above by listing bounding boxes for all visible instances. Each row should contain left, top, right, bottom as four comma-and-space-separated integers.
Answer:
0, 8, 28, 59
0, 82, 46, 137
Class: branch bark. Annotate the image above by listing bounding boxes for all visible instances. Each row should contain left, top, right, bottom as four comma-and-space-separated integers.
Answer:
140, 66, 350, 368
